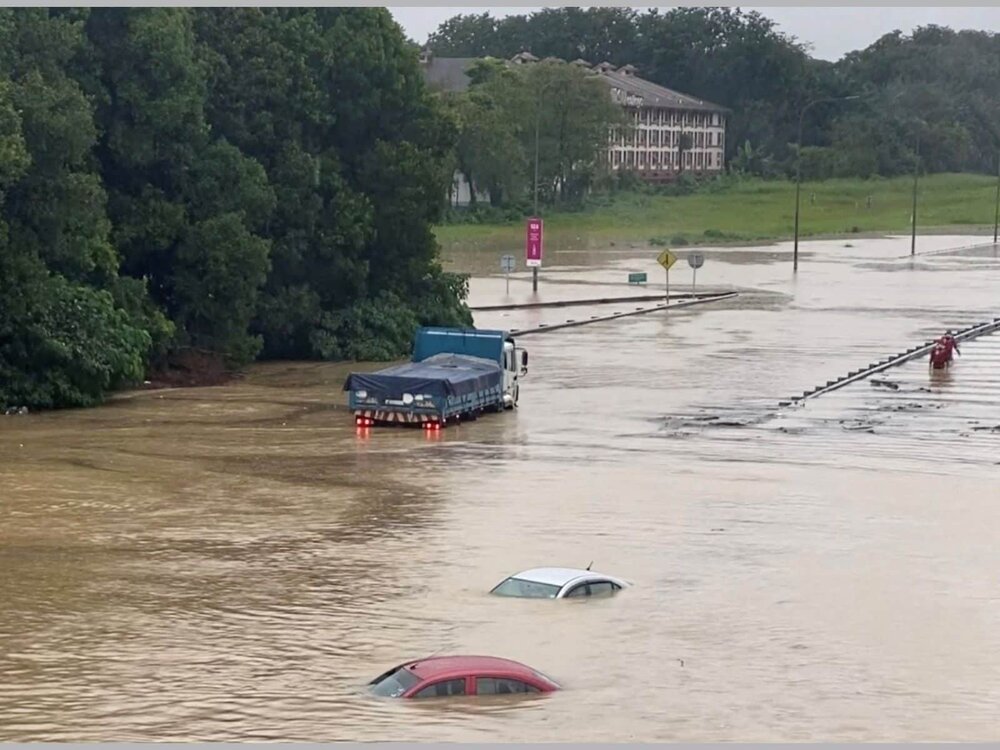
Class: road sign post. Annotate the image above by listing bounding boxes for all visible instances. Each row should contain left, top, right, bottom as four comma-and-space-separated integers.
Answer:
500, 254, 515, 294
657, 249, 678, 305
525, 217, 543, 292
687, 252, 705, 294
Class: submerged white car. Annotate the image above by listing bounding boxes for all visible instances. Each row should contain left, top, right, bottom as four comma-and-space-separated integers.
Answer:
490, 567, 630, 599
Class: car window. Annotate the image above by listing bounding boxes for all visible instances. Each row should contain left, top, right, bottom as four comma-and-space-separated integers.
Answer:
589, 581, 615, 597
491, 577, 561, 599
413, 678, 467, 699
477, 677, 539, 695
370, 666, 420, 698
565, 583, 589, 597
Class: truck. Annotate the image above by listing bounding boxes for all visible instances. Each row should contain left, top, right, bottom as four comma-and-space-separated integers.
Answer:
343, 326, 528, 430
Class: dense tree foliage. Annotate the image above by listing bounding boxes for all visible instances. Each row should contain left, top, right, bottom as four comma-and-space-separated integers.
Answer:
426, 9, 1000, 180
0, 8, 470, 410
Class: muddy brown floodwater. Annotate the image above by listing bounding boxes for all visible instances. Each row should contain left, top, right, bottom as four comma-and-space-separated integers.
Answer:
1, 235, 999, 741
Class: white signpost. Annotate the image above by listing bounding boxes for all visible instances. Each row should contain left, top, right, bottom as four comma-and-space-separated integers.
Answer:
688, 252, 705, 294
500, 254, 515, 294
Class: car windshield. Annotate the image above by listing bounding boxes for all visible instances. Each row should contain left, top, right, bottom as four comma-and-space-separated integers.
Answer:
370, 666, 419, 697
490, 576, 561, 599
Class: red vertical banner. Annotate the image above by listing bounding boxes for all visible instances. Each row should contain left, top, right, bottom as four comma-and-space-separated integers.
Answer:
525, 217, 543, 267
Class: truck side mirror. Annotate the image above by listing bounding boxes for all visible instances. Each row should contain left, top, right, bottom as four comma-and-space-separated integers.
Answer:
520, 351, 528, 373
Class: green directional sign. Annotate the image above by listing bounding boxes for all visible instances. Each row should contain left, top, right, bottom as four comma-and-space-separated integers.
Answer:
628, 272, 647, 284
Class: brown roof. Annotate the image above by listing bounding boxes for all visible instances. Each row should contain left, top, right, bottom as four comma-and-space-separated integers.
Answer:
418, 54, 729, 112
597, 68, 728, 113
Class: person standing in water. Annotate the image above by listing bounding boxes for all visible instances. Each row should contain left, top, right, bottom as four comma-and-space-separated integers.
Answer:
940, 331, 961, 361
929, 331, 961, 369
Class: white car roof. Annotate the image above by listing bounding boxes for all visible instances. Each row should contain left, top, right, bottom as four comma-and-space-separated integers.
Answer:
510, 567, 624, 588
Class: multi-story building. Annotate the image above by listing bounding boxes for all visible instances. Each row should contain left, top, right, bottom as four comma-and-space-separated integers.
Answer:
589, 61, 728, 182
419, 50, 728, 201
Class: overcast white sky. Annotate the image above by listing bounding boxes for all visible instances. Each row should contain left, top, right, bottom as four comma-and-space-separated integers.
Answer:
387, 6, 1000, 61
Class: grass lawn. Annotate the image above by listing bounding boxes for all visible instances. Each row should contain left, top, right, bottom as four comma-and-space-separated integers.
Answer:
434, 173, 1000, 253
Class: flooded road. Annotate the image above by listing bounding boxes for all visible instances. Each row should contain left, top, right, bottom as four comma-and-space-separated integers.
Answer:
1, 234, 999, 741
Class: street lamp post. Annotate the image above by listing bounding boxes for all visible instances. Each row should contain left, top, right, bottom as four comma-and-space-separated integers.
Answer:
793, 95, 860, 272
910, 128, 920, 256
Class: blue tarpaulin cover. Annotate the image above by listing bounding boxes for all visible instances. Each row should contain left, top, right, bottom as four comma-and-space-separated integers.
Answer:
343, 353, 502, 399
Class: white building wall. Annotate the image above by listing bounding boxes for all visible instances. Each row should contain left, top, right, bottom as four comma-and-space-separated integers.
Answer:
606, 107, 726, 179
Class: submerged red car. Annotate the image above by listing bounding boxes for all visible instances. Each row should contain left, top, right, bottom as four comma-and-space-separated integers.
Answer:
369, 655, 560, 698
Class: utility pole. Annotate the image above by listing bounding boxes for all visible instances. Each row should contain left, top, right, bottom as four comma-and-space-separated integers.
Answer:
911, 129, 920, 257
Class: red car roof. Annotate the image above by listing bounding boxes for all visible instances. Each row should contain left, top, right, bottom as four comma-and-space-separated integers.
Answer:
404, 655, 552, 682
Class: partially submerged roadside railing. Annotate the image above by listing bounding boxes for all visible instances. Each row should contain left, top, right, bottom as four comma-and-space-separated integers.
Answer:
471, 291, 731, 312
510, 292, 739, 337
778, 316, 1000, 406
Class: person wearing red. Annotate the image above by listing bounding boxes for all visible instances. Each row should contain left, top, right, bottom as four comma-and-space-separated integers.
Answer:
929, 342, 950, 369
929, 331, 960, 369
940, 331, 961, 360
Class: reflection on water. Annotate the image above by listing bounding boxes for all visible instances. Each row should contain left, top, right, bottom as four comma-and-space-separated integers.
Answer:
1, 235, 999, 741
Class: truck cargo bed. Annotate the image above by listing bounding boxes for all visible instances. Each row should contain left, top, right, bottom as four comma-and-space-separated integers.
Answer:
344, 353, 503, 425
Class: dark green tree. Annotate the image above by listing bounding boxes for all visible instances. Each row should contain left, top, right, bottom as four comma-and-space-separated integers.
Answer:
0, 9, 150, 409
83, 8, 273, 366
196, 8, 469, 361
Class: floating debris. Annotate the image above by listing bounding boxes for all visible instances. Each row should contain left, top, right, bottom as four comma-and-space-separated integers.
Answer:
870, 378, 900, 391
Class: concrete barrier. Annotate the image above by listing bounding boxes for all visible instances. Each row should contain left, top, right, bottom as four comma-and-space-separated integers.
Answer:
511, 292, 739, 336
472, 291, 730, 312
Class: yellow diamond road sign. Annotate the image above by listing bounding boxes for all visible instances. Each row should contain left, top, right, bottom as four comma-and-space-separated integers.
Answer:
657, 249, 678, 270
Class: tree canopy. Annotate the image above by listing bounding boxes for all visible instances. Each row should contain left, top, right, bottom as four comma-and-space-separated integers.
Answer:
426, 8, 1000, 179
0, 8, 470, 411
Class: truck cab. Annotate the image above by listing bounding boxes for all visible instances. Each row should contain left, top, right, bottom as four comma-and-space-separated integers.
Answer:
502, 339, 528, 408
